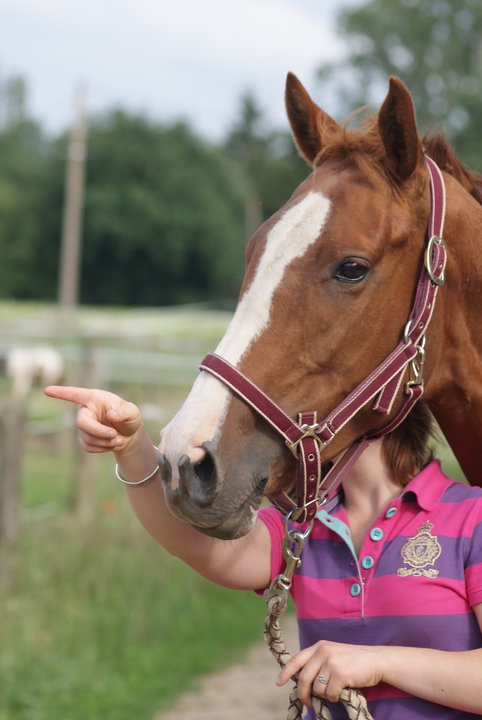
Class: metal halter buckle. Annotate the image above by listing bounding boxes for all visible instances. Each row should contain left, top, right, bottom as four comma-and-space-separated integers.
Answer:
285, 423, 326, 459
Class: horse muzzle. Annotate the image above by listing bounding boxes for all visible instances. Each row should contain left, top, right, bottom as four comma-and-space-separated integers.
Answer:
157, 444, 267, 539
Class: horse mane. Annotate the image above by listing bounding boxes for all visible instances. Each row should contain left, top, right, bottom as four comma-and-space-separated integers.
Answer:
315, 115, 482, 206
422, 131, 482, 206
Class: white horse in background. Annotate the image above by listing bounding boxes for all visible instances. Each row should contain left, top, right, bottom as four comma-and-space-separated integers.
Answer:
3, 346, 64, 399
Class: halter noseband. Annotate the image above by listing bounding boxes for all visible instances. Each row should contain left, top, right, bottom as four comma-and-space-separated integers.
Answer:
200, 156, 447, 523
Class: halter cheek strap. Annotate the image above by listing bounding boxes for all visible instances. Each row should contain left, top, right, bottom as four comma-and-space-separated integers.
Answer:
200, 156, 447, 523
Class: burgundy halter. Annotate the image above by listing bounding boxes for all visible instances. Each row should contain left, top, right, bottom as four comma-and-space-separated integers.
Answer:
200, 156, 447, 523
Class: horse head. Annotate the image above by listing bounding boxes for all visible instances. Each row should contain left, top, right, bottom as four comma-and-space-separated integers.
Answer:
158, 73, 475, 539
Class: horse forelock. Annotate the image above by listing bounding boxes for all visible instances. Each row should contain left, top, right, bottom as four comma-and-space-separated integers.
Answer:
314, 114, 482, 208
313, 116, 394, 185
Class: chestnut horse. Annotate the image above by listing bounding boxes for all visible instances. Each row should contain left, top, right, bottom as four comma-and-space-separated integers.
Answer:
158, 73, 482, 539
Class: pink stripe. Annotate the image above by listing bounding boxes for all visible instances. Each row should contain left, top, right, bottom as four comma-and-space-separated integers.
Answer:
400, 504, 482, 536
364, 683, 410, 701
293, 577, 364, 619
465, 566, 482, 606
366, 575, 470, 615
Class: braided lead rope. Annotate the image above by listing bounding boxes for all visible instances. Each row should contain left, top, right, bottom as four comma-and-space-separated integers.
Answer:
264, 588, 374, 720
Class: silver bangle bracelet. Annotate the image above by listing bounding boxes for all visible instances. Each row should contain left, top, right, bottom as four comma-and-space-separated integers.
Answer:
115, 446, 160, 486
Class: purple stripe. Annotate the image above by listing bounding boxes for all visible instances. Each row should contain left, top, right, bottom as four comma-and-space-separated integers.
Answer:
295, 537, 352, 579
441, 482, 482, 504
369, 696, 482, 720
297, 535, 473, 582
376, 535, 467, 580
306, 696, 482, 720
466, 520, 482, 568
297, 613, 482, 652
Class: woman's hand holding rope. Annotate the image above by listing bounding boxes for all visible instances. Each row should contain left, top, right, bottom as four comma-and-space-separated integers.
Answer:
276, 639, 383, 707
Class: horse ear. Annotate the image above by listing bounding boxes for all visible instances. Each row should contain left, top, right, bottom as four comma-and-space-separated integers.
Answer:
285, 72, 340, 166
378, 77, 424, 181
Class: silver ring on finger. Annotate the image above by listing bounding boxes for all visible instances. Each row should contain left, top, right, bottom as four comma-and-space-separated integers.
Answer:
316, 674, 329, 684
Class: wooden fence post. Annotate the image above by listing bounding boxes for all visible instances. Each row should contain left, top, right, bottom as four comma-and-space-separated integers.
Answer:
70, 340, 100, 523
0, 392, 27, 585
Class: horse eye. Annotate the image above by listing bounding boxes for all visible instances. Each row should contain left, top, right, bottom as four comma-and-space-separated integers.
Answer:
334, 259, 369, 283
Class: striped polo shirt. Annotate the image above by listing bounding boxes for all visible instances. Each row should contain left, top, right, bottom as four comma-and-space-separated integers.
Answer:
259, 460, 482, 719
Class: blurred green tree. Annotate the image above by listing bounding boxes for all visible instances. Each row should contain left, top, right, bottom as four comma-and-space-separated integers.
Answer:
0, 75, 59, 300
319, 0, 482, 166
82, 112, 246, 306
0, 78, 310, 307
224, 91, 307, 237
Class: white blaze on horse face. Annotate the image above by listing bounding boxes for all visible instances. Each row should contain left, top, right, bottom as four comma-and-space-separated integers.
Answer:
216, 191, 331, 362
160, 191, 331, 474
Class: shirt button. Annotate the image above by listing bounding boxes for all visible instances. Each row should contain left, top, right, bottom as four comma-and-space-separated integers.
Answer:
350, 582, 361, 597
361, 555, 374, 569
385, 507, 397, 519
370, 527, 384, 541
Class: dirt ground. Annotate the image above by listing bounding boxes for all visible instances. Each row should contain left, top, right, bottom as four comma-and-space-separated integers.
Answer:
153, 615, 299, 720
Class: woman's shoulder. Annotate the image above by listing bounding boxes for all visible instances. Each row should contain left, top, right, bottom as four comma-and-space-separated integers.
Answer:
402, 461, 482, 534
413, 459, 482, 500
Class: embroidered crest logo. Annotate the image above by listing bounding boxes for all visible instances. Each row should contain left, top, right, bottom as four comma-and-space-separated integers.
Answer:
397, 520, 441, 578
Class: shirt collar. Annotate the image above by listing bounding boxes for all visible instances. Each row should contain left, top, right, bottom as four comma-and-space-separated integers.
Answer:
400, 459, 451, 511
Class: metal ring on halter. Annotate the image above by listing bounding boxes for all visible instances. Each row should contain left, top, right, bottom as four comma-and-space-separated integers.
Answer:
424, 235, 446, 286
403, 319, 412, 344
284, 505, 317, 533
403, 319, 427, 348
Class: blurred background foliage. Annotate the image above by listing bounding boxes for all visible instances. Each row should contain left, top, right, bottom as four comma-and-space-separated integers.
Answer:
1, 0, 481, 308
322, 0, 482, 162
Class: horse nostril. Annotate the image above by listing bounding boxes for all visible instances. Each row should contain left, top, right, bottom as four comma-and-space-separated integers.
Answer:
194, 452, 216, 487
178, 443, 220, 507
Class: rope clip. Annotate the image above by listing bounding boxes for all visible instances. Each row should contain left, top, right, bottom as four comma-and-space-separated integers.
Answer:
403, 329, 426, 394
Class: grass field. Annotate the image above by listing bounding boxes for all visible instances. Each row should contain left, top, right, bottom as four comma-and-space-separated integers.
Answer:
1, 301, 271, 720
1, 495, 265, 720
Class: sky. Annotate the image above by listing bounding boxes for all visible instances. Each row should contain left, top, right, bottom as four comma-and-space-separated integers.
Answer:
0, 0, 361, 142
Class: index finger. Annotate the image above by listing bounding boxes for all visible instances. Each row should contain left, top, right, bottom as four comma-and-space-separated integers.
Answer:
44, 385, 93, 406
